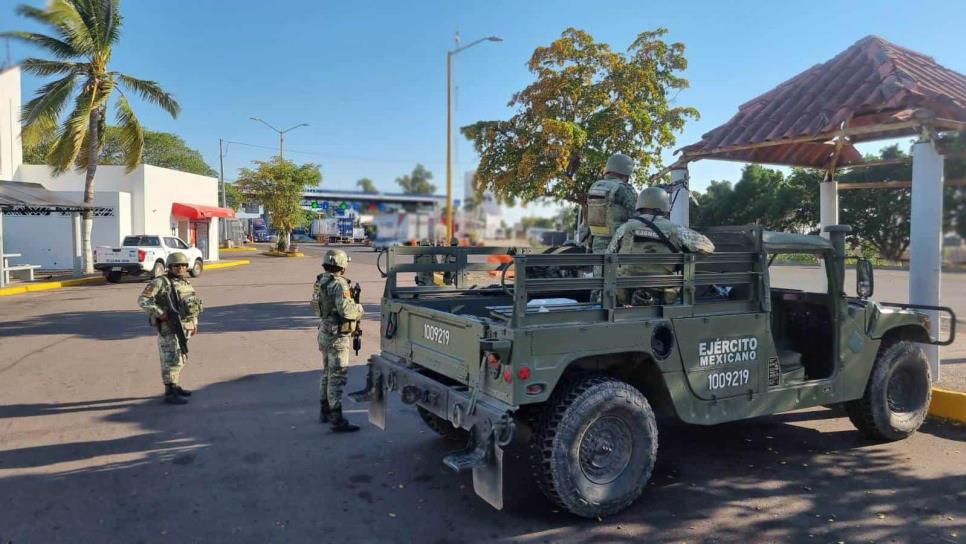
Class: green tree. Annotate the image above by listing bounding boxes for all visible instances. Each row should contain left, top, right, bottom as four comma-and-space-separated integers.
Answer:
356, 177, 378, 193
395, 164, 436, 195
4, 0, 180, 274
24, 127, 214, 176
693, 165, 816, 231
462, 28, 698, 206
235, 158, 321, 251
224, 182, 244, 210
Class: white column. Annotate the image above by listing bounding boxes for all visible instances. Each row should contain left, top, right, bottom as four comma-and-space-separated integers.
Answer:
0, 209, 6, 288
910, 138, 944, 379
670, 166, 690, 227
71, 212, 83, 277
819, 176, 839, 238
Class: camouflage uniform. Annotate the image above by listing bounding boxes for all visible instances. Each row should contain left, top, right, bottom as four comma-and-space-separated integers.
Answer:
587, 175, 637, 253
312, 271, 364, 411
414, 239, 437, 286
607, 214, 715, 305
138, 274, 203, 387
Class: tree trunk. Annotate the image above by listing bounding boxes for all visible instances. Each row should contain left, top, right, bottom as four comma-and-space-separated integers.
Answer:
81, 108, 101, 275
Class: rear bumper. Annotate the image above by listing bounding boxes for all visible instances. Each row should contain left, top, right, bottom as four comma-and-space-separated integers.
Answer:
366, 352, 516, 509
94, 263, 143, 274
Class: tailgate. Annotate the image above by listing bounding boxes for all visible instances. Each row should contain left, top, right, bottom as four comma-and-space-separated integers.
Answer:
96, 248, 138, 264
390, 303, 488, 383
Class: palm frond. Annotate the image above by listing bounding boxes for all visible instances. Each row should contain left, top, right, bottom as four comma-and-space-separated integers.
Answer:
114, 95, 144, 172
21, 58, 83, 77
0, 30, 80, 58
116, 74, 181, 118
49, 0, 96, 53
21, 73, 77, 128
48, 89, 97, 174
92, 0, 122, 49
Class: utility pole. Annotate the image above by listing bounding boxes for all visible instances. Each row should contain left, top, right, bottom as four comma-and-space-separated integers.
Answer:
445, 34, 502, 241
250, 117, 308, 161
219, 138, 226, 208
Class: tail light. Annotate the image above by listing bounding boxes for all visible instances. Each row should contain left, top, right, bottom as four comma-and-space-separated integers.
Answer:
485, 352, 500, 367
138, 249, 147, 262
517, 366, 531, 380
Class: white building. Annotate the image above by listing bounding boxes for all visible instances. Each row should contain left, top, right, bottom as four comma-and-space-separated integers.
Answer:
463, 170, 502, 239
0, 65, 229, 269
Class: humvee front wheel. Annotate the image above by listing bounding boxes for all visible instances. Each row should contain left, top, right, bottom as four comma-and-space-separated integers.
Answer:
530, 375, 657, 518
845, 341, 932, 441
416, 406, 468, 441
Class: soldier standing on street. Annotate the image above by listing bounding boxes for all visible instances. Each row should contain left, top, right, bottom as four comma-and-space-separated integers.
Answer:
586, 153, 638, 253
607, 187, 715, 306
312, 249, 365, 432
138, 252, 204, 405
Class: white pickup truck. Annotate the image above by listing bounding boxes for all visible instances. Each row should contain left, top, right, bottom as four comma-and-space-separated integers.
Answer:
94, 235, 204, 283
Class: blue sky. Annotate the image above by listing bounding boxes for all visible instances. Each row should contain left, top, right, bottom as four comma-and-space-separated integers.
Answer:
4, 0, 966, 223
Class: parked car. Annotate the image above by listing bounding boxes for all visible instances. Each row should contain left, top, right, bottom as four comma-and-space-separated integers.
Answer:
94, 235, 204, 283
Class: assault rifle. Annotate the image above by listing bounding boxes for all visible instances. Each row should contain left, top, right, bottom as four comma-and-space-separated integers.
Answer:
159, 277, 189, 354
350, 282, 362, 355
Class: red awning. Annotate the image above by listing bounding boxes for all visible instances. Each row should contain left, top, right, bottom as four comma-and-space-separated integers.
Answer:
171, 202, 235, 220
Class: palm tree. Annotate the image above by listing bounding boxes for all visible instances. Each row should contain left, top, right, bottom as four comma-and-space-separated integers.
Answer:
3, 0, 180, 274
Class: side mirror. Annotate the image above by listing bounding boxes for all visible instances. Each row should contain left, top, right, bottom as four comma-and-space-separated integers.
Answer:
856, 258, 874, 299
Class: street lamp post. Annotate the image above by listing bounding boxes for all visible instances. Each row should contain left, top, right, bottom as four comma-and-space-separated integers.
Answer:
249, 117, 310, 160
446, 35, 502, 241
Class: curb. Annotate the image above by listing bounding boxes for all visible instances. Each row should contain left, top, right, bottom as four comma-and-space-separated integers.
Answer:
220, 246, 259, 253
262, 251, 305, 258
206, 259, 251, 270
0, 259, 251, 297
929, 387, 966, 423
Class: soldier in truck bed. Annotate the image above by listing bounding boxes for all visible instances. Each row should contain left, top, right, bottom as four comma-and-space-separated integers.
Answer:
607, 186, 715, 306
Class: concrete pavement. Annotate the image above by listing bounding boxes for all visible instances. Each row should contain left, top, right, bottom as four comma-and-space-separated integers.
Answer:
0, 245, 963, 543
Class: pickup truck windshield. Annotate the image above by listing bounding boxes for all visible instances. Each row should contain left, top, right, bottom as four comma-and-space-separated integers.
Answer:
122, 236, 161, 247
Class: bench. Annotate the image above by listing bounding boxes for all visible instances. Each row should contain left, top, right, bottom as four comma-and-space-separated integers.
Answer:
3, 264, 42, 283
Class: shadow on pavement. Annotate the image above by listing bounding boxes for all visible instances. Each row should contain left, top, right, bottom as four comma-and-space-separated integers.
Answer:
1, 371, 964, 543
0, 301, 317, 340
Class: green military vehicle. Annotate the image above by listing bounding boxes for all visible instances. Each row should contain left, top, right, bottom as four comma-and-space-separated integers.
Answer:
361, 225, 955, 518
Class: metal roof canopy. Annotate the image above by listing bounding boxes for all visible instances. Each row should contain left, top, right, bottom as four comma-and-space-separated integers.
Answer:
0, 181, 93, 288
678, 35, 966, 170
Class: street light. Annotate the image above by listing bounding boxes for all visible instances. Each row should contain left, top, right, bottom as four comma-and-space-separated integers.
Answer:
446, 34, 502, 240
249, 117, 310, 160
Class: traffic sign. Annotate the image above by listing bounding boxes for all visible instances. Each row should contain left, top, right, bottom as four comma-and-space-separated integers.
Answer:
321, 201, 330, 210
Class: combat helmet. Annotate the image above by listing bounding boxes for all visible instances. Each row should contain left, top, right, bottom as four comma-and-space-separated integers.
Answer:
605, 153, 634, 178
323, 249, 350, 270
166, 252, 190, 267
637, 186, 671, 214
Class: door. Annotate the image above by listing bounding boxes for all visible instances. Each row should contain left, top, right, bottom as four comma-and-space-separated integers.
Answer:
191, 221, 210, 259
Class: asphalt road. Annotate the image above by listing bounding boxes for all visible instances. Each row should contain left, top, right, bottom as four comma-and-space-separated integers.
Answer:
1, 245, 963, 543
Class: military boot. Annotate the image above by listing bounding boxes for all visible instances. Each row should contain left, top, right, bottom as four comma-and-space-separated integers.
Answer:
347, 367, 374, 403
329, 407, 360, 433
319, 400, 332, 423
164, 384, 188, 405
174, 385, 192, 397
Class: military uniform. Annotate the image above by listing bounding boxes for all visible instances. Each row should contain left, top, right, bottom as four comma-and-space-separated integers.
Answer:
586, 153, 638, 253
138, 254, 204, 403
313, 250, 364, 431
607, 192, 715, 305
413, 239, 437, 286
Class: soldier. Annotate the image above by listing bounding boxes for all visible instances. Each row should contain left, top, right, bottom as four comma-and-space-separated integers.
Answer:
312, 249, 365, 432
138, 252, 204, 405
414, 238, 436, 286
443, 237, 459, 286
607, 187, 715, 306
586, 153, 638, 253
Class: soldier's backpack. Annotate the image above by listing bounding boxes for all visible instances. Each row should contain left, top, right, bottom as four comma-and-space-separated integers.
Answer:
586, 178, 630, 238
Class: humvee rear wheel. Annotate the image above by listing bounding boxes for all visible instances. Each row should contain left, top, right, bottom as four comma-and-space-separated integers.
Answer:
416, 406, 468, 441
530, 375, 657, 518
845, 341, 932, 441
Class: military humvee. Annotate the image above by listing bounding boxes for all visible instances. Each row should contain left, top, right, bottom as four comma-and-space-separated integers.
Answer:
361, 225, 955, 518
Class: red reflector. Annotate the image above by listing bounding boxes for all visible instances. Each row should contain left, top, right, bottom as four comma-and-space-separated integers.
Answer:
517, 366, 531, 380
138, 249, 146, 262
503, 369, 512, 383
526, 384, 544, 395
486, 352, 500, 367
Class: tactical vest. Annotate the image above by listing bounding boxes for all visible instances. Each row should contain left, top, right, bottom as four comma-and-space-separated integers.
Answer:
157, 276, 203, 318
318, 274, 357, 334
587, 178, 630, 238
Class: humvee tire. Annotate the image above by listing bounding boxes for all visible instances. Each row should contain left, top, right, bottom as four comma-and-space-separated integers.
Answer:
106, 271, 122, 283
417, 406, 468, 441
529, 374, 657, 518
845, 341, 932, 441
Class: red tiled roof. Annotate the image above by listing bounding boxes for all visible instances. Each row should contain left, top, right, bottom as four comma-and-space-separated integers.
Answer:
680, 36, 966, 168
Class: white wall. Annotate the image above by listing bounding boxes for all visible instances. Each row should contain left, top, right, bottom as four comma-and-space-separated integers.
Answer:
3, 191, 129, 269
143, 165, 220, 261
0, 66, 23, 181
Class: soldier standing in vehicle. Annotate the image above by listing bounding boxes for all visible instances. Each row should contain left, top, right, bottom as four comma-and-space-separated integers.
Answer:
607, 187, 715, 305
586, 153, 638, 253
137, 252, 204, 405
313, 249, 365, 432
414, 238, 436, 286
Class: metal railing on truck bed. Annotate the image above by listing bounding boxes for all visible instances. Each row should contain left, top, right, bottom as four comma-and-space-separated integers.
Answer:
381, 228, 766, 328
